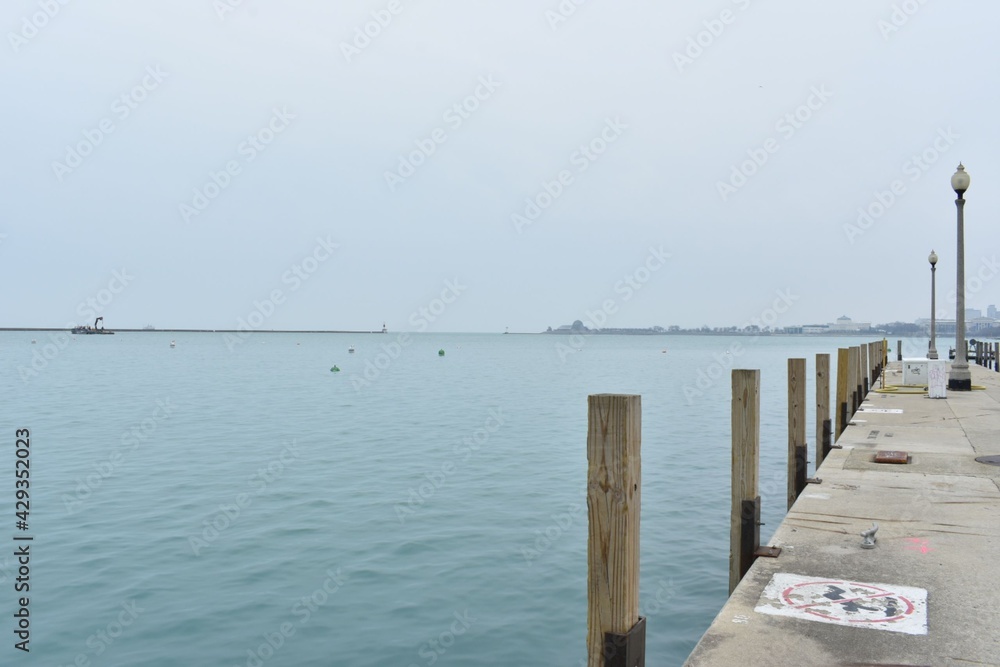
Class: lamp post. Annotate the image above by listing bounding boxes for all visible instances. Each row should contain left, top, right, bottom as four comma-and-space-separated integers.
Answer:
948, 164, 971, 390
928, 250, 938, 359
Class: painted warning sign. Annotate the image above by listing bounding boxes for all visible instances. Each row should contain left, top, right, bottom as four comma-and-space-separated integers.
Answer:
858, 408, 904, 414
754, 573, 928, 635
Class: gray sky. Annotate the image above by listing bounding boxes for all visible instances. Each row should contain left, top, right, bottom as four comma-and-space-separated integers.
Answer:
3, 0, 999, 332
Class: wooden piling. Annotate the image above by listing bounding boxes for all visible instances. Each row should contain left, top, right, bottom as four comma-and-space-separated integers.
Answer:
897, 339, 902, 361
836, 348, 849, 440
848, 347, 860, 415
868, 342, 876, 386
587, 394, 642, 667
730, 370, 759, 595
995, 342, 999, 373
861, 344, 869, 396
787, 359, 807, 510
816, 353, 831, 467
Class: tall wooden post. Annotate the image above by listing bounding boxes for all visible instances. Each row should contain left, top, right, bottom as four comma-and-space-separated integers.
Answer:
860, 344, 869, 396
816, 354, 831, 467
848, 347, 860, 415
876, 340, 883, 380
995, 342, 999, 372
587, 394, 643, 667
868, 342, 876, 386
897, 339, 903, 361
836, 349, 849, 440
787, 359, 807, 509
730, 370, 759, 595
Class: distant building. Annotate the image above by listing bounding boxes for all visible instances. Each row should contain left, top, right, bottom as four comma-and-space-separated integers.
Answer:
988, 305, 998, 319
966, 308, 982, 319
829, 316, 871, 332
969, 317, 996, 333
803, 324, 830, 334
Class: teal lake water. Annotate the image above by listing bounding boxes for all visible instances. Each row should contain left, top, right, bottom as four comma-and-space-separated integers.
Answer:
1, 331, 896, 665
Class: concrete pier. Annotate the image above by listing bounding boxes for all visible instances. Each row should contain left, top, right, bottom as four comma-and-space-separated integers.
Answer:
685, 362, 1000, 666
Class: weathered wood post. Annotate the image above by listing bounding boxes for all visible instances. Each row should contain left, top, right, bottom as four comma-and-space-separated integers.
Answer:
868, 342, 876, 386
861, 344, 870, 396
877, 340, 884, 380
787, 359, 807, 509
587, 394, 643, 667
836, 348, 849, 439
848, 347, 860, 415
816, 353, 831, 467
731, 370, 760, 595
995, 342, 999, 372
897, 339, 903, 361
856, 346, 865, 405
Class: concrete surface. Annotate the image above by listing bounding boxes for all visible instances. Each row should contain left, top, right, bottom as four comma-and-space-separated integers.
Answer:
684, 362, 1000, 667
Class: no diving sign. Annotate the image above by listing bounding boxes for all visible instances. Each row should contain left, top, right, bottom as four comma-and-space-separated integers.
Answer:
754, 573, 928, 635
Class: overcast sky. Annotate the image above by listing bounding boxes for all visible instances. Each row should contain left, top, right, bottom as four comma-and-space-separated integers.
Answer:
3, 0, 999, 333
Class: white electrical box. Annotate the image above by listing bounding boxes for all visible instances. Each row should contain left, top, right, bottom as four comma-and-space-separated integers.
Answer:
903, 359, 928, 386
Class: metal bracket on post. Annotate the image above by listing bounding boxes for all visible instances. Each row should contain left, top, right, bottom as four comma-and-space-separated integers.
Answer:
741, 497, 782, 566
603, 616, 645, 667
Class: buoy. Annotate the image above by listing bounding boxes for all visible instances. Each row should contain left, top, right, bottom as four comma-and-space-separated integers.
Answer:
348, 346, 356, 353
330, 365, 340, 372
31, 339, 36, 344
170, 340, 176, 348
438, 349, 445, 356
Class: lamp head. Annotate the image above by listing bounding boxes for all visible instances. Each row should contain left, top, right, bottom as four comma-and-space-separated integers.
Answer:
929, 250, 938, 266
952, 163, 970, 196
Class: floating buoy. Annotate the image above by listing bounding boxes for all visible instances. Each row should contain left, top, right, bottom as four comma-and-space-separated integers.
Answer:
330, 365, 340, 372
438, 349, 445, 356
348, 346, 355, 353
31, 339, 36, 344
170, 340, 176, 348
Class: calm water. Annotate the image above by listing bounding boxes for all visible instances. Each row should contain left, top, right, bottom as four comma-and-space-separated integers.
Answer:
1, 330, 886, 666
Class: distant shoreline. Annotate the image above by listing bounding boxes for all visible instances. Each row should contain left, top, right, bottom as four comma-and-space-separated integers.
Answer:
0, 328, 389, 334
0, 328, 907, 337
